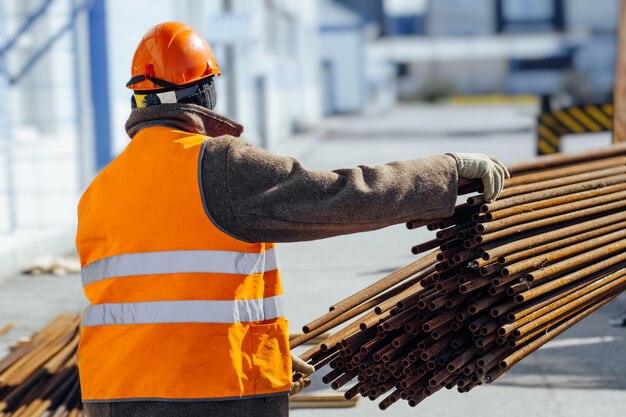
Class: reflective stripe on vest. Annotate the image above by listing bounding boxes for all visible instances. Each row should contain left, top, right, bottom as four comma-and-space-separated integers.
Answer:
82, 295, 286, 326
81, 248, 278, 286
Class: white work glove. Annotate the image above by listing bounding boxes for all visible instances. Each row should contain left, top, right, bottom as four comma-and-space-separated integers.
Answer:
290, 355, 315, 396
448, 153, 510, 202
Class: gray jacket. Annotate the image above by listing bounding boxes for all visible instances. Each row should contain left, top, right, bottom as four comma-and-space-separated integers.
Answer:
125, 103, 459, 242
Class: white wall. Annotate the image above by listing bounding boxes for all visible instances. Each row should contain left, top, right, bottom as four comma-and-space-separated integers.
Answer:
319, 30, 365, 113
0, 0, 82, 231
318, 0, 366, 114
296, 1, 324, 129
201, 0, 321, 149
365, 51, 397, 111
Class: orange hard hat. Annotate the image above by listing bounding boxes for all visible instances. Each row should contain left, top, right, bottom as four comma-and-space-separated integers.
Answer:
127, 22, 220, 92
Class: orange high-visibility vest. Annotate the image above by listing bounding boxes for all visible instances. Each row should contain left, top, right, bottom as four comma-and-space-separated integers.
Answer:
76, 126, 291, 402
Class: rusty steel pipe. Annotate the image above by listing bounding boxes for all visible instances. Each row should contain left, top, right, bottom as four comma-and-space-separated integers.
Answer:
506, 143, 626, 174
499, 293, 619, 370
501, 268, 626, 337
506, 300, 591, 349
514, 279, 626, 338
504, 156, 625, 187
478, 189, 626, 234
302, 253, 437, 334
407, 219, 434, 230
458, 276, 492, 294
476, 199, 626, 245
436, 221, 474, 241
499, 165, 625, 199
525, 238, 626, 283
479, 174, 626, 214
499, 218, 626, 265
482, 210, 626, 260
506, 263, 626, 324
486, 182, 626, 222
479, 262, 504, 276
412, 239, 442, 255
503, 228, 626, 277
292, 271, 431, 348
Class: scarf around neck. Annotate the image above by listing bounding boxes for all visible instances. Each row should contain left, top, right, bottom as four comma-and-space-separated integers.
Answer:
125, 103, 244, 139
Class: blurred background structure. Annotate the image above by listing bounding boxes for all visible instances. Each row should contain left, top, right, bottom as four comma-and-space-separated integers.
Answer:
0, 0, 621, 279
368, 0, 619, 101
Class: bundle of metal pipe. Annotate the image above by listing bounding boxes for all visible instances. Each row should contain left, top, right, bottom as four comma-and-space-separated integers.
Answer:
0, 314, 83, 417
293, 144, 626, 410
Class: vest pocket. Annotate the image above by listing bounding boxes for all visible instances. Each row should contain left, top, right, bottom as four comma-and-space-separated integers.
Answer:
250, 321, 291, 394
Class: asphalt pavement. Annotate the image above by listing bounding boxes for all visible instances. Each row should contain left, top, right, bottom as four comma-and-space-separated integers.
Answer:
0, 103, 624, 416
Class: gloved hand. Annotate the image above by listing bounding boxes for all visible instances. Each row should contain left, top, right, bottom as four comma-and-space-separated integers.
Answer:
447, 153, 510, 202
290, 355, 315, 396
289, 375, 311, 396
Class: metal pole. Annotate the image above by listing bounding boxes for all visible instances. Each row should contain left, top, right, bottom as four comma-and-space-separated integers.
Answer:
71, 0, 96, 190
88, 0, 112, 169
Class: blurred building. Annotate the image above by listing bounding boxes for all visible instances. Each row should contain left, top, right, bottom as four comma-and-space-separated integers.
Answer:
362, 0, 619, 102
319, 0, 366, 114
322, 0, 397, 113
0, 0, 89, 244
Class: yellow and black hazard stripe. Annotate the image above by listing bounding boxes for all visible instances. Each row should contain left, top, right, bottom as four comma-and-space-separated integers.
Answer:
537, 103, 614, 155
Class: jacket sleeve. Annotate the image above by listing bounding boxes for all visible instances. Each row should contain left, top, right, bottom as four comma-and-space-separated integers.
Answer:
200, 136, 459, 243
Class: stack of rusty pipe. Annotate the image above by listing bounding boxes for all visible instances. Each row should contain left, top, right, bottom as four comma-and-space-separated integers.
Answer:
291, 144, 626, 410
0, 314, 83, 417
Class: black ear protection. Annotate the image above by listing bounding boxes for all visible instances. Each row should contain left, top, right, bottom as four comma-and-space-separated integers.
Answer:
130, 79, 213, 109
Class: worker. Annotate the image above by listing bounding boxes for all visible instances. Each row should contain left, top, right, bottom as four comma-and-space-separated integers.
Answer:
76, 22, 509, 417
